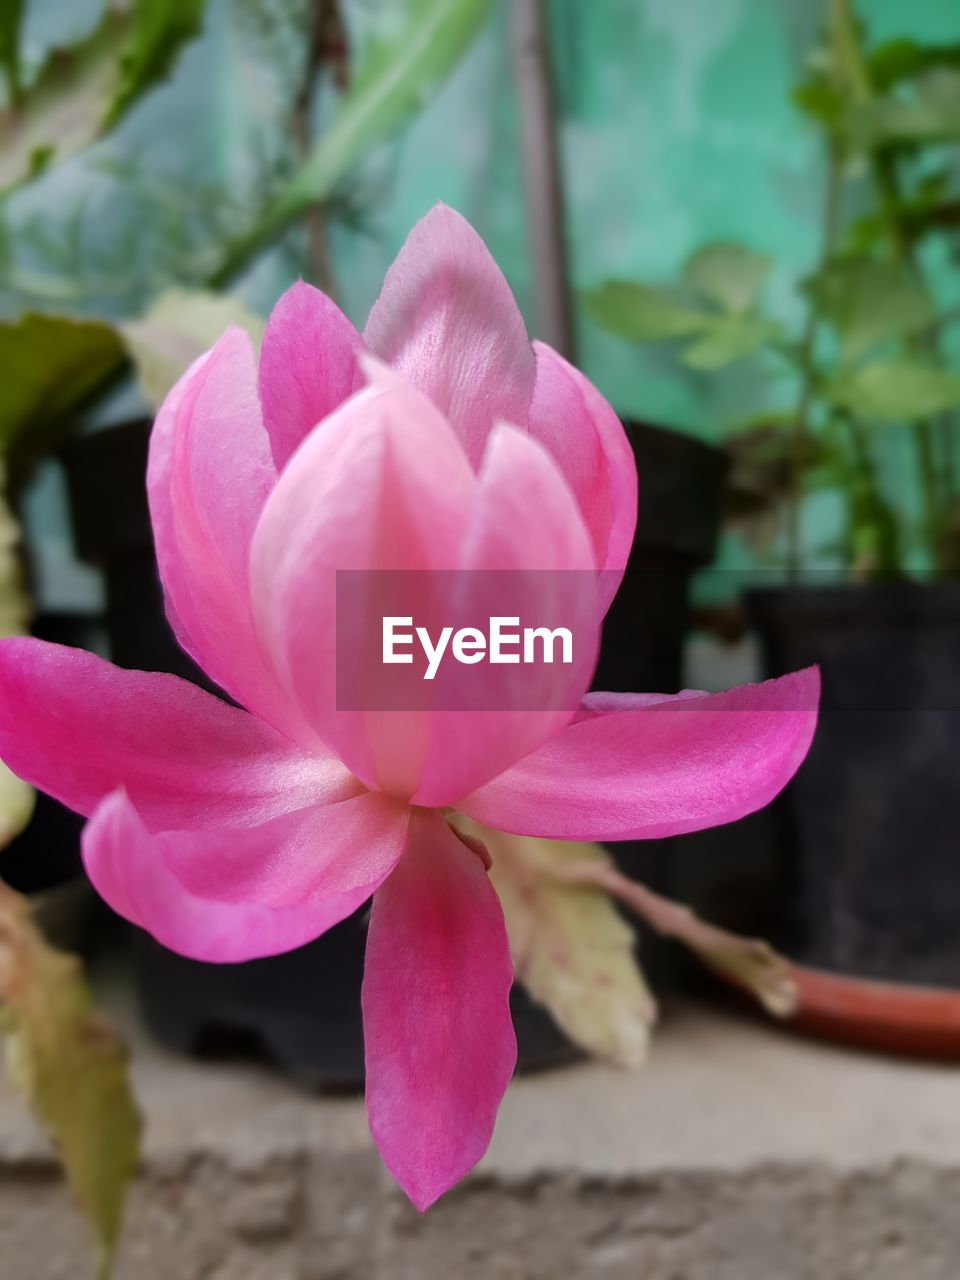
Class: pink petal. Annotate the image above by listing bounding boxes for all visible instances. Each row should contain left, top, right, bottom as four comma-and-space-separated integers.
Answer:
83, 789, 409, 962
412, 422, 601, 807
527, 342, 637, 613
258, 281, 364, 472
362, 809, 516, 1210
363, 204, 535, 466
250, 379, 476, 796
0, 637, 353, 830
148, 328, 314, 742
459, 668, 821, 840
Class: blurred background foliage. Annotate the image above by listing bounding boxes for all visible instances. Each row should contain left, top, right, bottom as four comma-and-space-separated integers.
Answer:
4, 0, 960, 592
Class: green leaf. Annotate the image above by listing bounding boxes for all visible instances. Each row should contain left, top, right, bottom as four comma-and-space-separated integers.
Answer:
868, 38, 960, 92
805, 259, 934, 360
829, 360, 960, 422
105, 0, 206, 128
583, 281, 713, 342
792, 72, 845, 129
0, 882, 141, 1277
0, 1, 205, 192
473, 825, 654, 1068
221, 0, 493, 272
120, 288, 264, 409
0, 0, 24, 103
0, 313, 126, 455
683, 242, 771, 314
680, 315, 781, 370
852, 69, 960, 147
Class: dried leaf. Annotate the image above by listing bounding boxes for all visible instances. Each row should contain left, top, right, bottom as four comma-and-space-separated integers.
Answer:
120, 288, 265, 408
0, 882, 141, 1278
460, 821, 655, 1068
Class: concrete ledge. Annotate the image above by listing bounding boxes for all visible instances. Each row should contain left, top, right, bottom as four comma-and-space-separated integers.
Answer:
3, 993, 960, 1278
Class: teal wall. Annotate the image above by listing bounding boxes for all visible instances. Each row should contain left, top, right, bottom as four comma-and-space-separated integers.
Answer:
328, 0, 960, 446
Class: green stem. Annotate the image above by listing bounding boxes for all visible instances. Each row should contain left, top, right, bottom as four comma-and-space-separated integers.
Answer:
831, 0, 943, 556
787, 141, 844, 580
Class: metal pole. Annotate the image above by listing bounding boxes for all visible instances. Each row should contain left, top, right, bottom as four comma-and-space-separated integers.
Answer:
509, 0, 576, 360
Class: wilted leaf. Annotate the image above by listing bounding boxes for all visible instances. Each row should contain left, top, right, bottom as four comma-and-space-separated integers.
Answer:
217, 0, 494, 272
0, 0, 205, 192
828, 360, 960, 422
468, 823, 654, 1068
0, 882, 141, 1277
121, 288, 264, 408
681, 315, 781, 370
683, 242, 771, 315
583, 281, 712, 343
0, 312, 126, 455
805, 259, 934, 360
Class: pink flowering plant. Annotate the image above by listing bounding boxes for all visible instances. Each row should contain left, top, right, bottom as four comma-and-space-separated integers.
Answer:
0, 207, 818, 1210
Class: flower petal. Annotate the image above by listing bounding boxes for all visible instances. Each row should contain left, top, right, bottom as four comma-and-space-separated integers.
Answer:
250, 379, 476, 795
459, 668, 821, 840
362, 809, 516, 1210
83, 789, 409, 962
258, 281, 364, 472
363, 204, 535, 466
412, 422, 601, 807
0, 638, 351, 830
147, 327, 307, 739
527, 342, 637, 613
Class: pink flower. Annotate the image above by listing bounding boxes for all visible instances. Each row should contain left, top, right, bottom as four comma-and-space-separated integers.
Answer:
0, 206, 818, 1210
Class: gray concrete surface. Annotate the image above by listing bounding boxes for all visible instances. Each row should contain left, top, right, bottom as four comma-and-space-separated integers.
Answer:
2, 991, 960, 1278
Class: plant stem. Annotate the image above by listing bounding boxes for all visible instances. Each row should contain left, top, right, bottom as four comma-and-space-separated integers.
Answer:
787, 141, 844, 580
548, 858, 798, 1018
831, 0, 944, 556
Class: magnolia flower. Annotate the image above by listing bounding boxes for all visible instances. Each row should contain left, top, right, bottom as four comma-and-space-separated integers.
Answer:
0, 207, 818, 1210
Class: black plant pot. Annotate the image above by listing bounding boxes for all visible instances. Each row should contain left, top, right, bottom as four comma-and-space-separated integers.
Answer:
593, 421, 728, 696
594, 423, 729, 982
61, 417, 727, 1083
748, 583, 960, 987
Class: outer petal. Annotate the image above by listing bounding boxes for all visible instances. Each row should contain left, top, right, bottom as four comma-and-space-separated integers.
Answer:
459, 668, 821, 840
0, 638, 352, 830
250, 379, 476, 796
363, 204, 535, 467
412, 422, 601, 807
83, 789, 410, 962
362, 809, 516, 1211
527, 342, 637, 613
147, 328, 307, 739
258, 281, 364, 472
